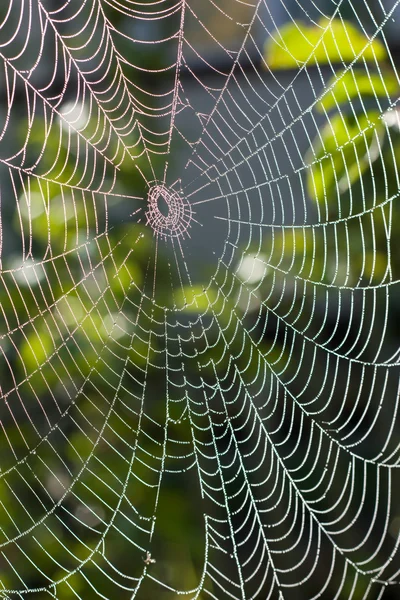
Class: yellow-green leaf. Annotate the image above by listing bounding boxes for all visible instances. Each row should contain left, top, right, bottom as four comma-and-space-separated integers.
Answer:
264, 18, 387, 70
307, 112, 384, 205
318, 69, 399, 112
174, 285, 220, 312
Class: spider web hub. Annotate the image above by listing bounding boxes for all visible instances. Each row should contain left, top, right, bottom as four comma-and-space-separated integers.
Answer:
145, 184, 193, 239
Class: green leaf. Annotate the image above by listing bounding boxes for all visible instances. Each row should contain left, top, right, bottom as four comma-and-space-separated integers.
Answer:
318, 69, 399, 112
264, 18, 387, 70
174, 285, 220, 312
19, 322, 56, 374
307, 112, 384, 205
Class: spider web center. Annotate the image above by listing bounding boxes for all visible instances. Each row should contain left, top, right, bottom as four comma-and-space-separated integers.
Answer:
145, 184, 192, 239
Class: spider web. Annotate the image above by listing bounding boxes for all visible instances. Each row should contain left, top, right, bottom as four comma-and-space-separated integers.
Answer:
0, 0, 399, 598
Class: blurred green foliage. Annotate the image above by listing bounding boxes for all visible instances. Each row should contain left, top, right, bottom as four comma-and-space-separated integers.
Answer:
0, 83, 205, 600
263, 18, 400, 290
260, 17, 400, 599
0, 12, 399, 600
264, 17, 387, 69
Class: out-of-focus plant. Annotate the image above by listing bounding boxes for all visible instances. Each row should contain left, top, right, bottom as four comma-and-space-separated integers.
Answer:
257, 17, 400, 599
0, 97, 204, 600
261, 17, 400, 309
264, 18, 387, 69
